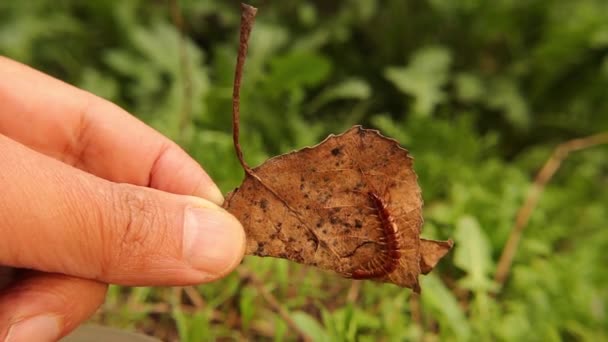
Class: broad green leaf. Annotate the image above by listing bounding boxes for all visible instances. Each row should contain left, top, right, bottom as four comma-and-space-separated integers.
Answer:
269, 52, 331, 89
384, 46, 452, 115
308, 78, 371, 113
421, 275, 471, 340
485, 78, 530, 130
454, 216, 497, 292
455, 72, 485, 102
292, 311, 330, 342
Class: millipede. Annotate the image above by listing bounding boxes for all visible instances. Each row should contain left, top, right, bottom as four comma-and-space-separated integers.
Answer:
351, 191, 402, 279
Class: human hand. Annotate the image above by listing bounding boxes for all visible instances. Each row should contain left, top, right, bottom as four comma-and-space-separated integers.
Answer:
0, 57, 245, 341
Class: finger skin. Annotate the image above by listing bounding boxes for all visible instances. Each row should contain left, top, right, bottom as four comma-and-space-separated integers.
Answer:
0, 57, 239, 339
0, 56, 223, 204
0, 272, 107, 341
0, 134, 245, 286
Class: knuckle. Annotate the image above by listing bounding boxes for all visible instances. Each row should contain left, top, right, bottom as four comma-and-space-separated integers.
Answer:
101, 184, 169, 276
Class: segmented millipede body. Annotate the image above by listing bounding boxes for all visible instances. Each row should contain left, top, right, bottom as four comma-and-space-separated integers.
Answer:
351, 192, 402, 279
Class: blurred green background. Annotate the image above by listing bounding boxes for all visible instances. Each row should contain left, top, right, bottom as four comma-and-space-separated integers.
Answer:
2, 0, 607, 340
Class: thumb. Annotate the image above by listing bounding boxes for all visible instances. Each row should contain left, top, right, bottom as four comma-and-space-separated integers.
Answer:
0, 135, 245, 285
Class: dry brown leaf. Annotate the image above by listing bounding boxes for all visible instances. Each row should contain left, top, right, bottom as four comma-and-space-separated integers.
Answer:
420, 238, 454, 275
225, 126, 454, 290
223, 4, 452, 292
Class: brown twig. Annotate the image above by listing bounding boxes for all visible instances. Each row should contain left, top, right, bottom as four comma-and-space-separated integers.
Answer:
232, 3, 257, 174
238, 267, 313, 342
494, 132, 608, 287
183, 286, 205, 309
169, 0, 193, 138
345, 280, 362, 303
170, 287, 183, 308
409, 294, 422, 334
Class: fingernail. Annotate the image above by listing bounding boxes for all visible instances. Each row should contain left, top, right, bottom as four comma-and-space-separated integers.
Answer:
194, 180, 225, 206
206, 184, 225, 206
5, 315, 61, 342
182, 206, 245, 277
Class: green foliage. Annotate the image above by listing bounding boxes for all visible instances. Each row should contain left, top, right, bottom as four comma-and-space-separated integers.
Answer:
1, 0, 607, 340
453, 216, 496, 293
385, 46, 452, 116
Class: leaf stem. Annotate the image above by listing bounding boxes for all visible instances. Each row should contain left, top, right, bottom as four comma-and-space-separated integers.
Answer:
232, 3, 257, 175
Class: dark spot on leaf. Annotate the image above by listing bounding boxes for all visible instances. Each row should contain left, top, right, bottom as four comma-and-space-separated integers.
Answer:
260, 198, 268, 210
256, 243, 266, 254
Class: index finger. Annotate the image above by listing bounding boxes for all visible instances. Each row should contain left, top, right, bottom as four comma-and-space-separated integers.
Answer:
0, 57, 223, 203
